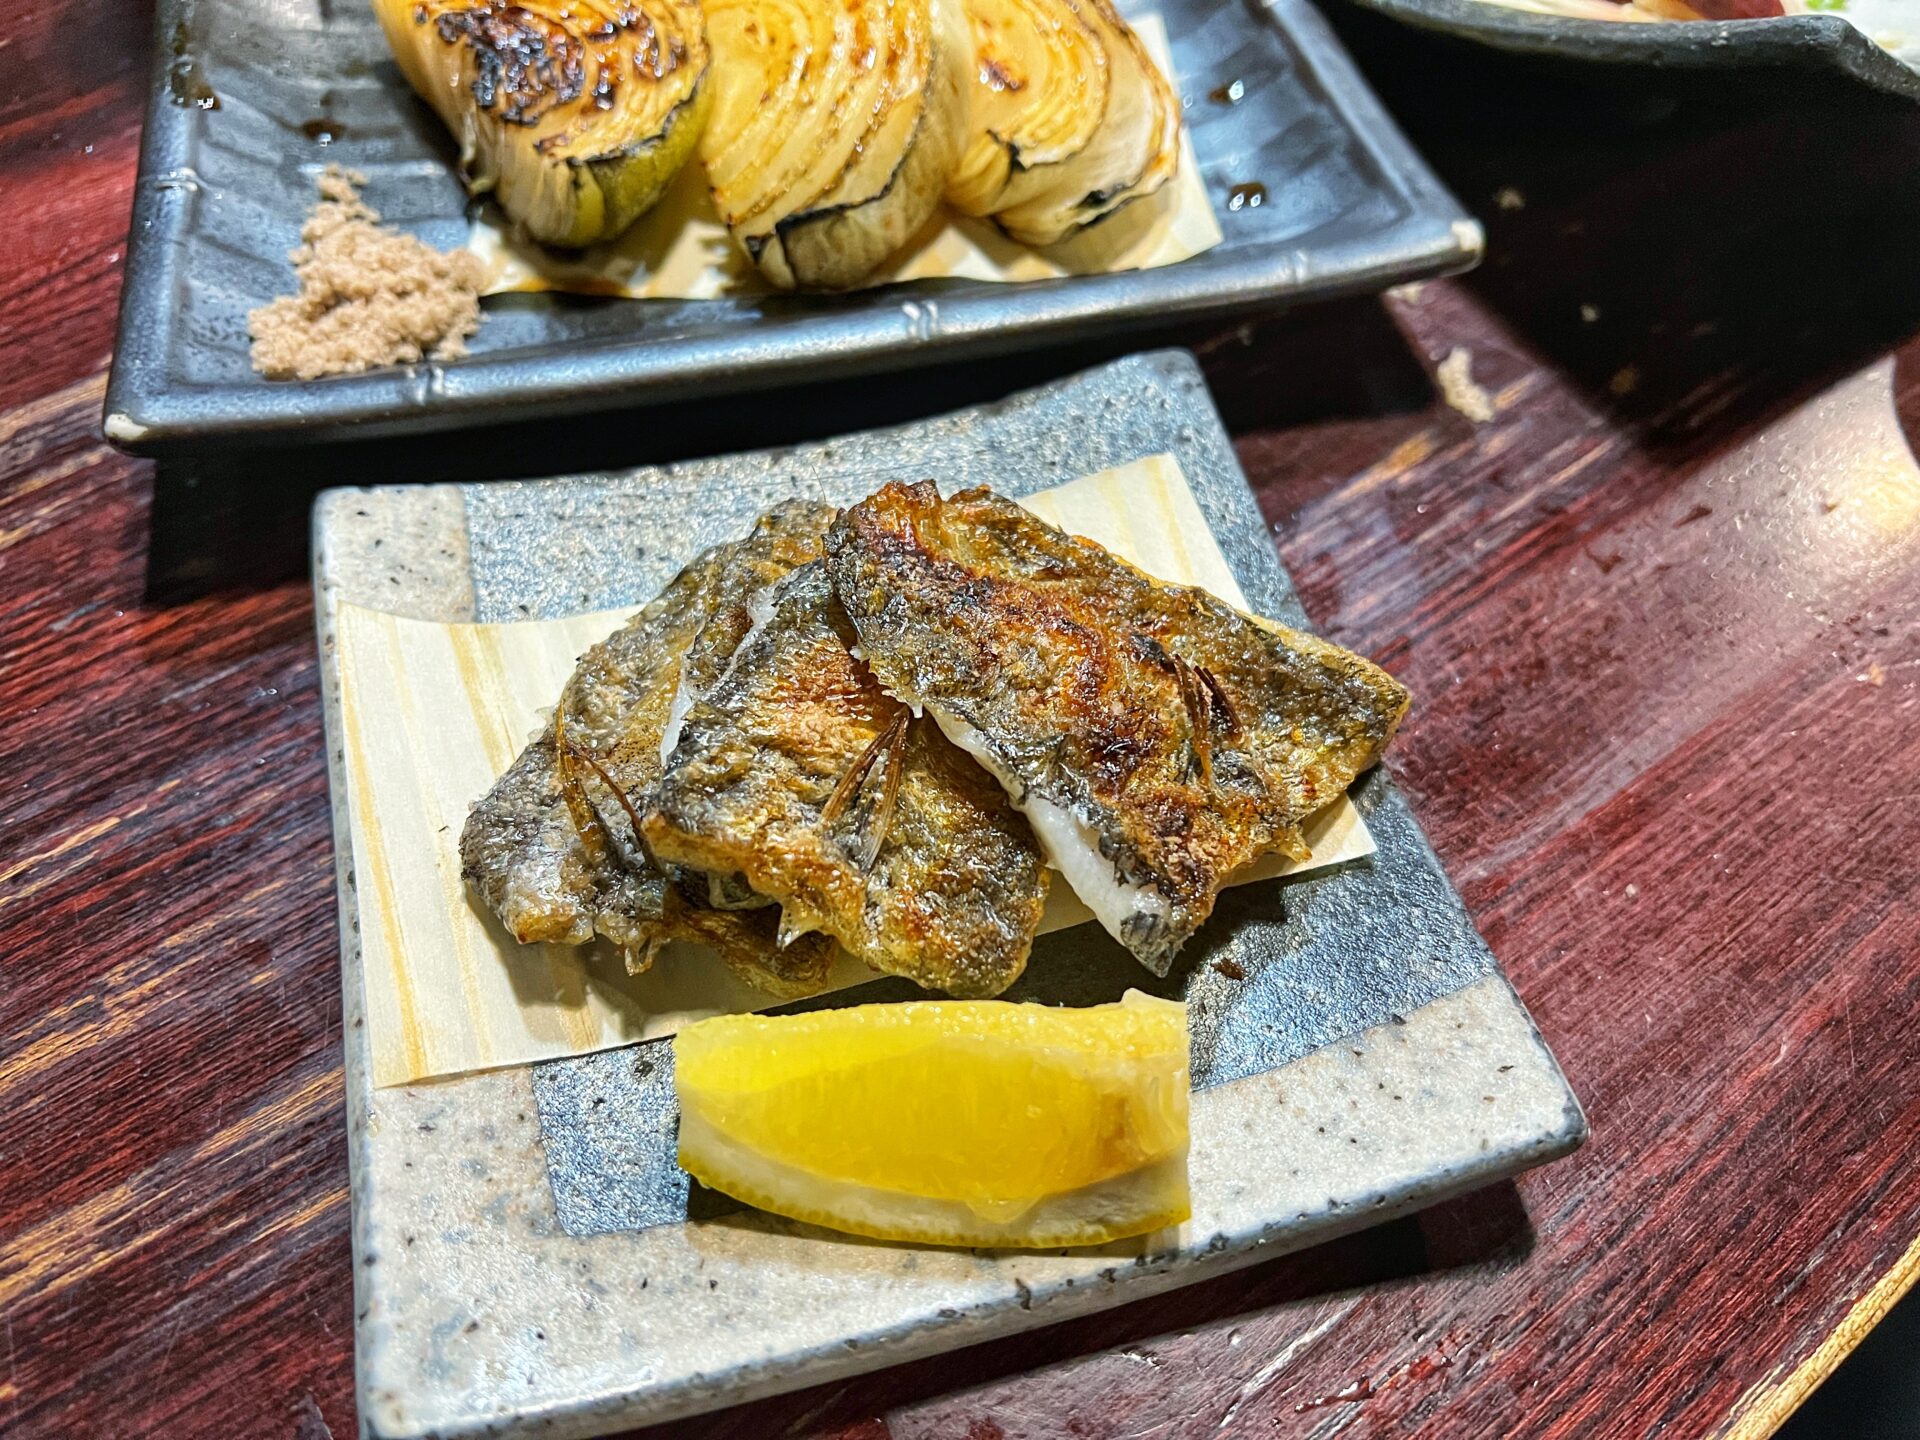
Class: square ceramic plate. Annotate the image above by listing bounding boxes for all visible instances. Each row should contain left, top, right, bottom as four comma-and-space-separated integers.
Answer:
313, 350, 1582, 1439
106, 0, 1480, 455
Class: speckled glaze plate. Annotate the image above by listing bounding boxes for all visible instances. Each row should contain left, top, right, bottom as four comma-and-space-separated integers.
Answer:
104, 0, 1480, 455
313, 351, 1583, 1440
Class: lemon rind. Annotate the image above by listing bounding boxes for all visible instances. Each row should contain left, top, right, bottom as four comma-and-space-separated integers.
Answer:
678, 1106, 1189, 1249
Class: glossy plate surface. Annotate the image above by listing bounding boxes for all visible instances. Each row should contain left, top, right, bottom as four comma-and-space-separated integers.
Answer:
106, 0, 1479, 454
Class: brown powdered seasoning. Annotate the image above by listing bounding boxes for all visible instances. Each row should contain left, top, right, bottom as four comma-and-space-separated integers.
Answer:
248, 166, 483, 381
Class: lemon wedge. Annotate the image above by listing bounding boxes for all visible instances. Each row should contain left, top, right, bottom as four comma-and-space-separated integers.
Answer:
675, 991, 1190, 1248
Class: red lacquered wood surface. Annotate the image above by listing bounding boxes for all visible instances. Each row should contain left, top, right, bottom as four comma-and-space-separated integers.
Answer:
3, 4, 1918, 1437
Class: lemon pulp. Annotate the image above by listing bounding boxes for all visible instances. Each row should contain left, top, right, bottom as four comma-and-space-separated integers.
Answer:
674, 990, 1190, 1247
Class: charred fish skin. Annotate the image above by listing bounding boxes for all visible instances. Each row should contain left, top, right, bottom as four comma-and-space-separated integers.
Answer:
825, 481, 1410, 974
656, 886, 837, 999
642, 561, 1050, 999
459, 730, 664, 948
557, 500, 840, 804
458, 501, 839, 988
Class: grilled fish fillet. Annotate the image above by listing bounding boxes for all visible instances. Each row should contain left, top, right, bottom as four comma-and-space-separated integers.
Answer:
459, 502, 840, 997
825, 482, 1410, 974
642, 561, 1050, 998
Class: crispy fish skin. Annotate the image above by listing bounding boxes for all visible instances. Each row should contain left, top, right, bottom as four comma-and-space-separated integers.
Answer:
456, 729, 655, 947
459, 501, 840, 994
825, 481, 1410, 973
558, 501, 840, 803
641, 561, 1050, 998
650, 890, 835, 1000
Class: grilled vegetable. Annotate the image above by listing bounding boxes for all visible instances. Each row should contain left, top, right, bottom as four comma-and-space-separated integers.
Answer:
374, 0, 712, 248
947, 0, 1179, 246
698, 0, 972, 289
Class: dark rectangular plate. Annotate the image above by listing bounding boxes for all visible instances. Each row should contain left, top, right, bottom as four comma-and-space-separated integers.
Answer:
105, 0, 1479, 455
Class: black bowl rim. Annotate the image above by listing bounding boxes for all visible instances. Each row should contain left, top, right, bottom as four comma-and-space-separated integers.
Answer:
1339, 0, 1920, 100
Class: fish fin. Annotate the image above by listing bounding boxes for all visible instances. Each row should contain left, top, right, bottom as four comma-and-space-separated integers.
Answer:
552, 709, 612, 864
1195, 664, 1241, 737
776, 909, 821, 950
859, 713, 910, 874
1172, 655, 1213, 787
623, 933, 667, 976
559, 726, 660, 874
821, 709, 910, 873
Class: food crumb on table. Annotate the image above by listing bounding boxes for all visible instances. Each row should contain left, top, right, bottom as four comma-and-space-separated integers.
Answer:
1436, 346, 1497, 424
247, 165, 483, 381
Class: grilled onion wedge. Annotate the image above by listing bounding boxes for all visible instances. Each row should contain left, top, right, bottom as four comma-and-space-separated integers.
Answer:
374, 0, 712, 249
948, 0, 1179, 246
699, 0, 972, 289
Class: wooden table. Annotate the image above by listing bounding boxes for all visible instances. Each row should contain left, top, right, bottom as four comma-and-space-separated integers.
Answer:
4, 4, 1918, 1436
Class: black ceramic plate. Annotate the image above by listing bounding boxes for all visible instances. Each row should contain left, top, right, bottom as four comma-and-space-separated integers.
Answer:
104, 0, 1479, 455
1340, 0, 1920, 102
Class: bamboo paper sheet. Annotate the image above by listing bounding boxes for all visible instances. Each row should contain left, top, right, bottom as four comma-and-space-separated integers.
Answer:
467, 16, 1222, 299
339, 455, 1375, 1087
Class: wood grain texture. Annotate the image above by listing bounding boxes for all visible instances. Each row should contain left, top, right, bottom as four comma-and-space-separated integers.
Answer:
3, 4, 1918, 1438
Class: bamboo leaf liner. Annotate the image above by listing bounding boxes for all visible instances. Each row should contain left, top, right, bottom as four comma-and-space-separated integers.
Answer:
338, 454, 1376, 1086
